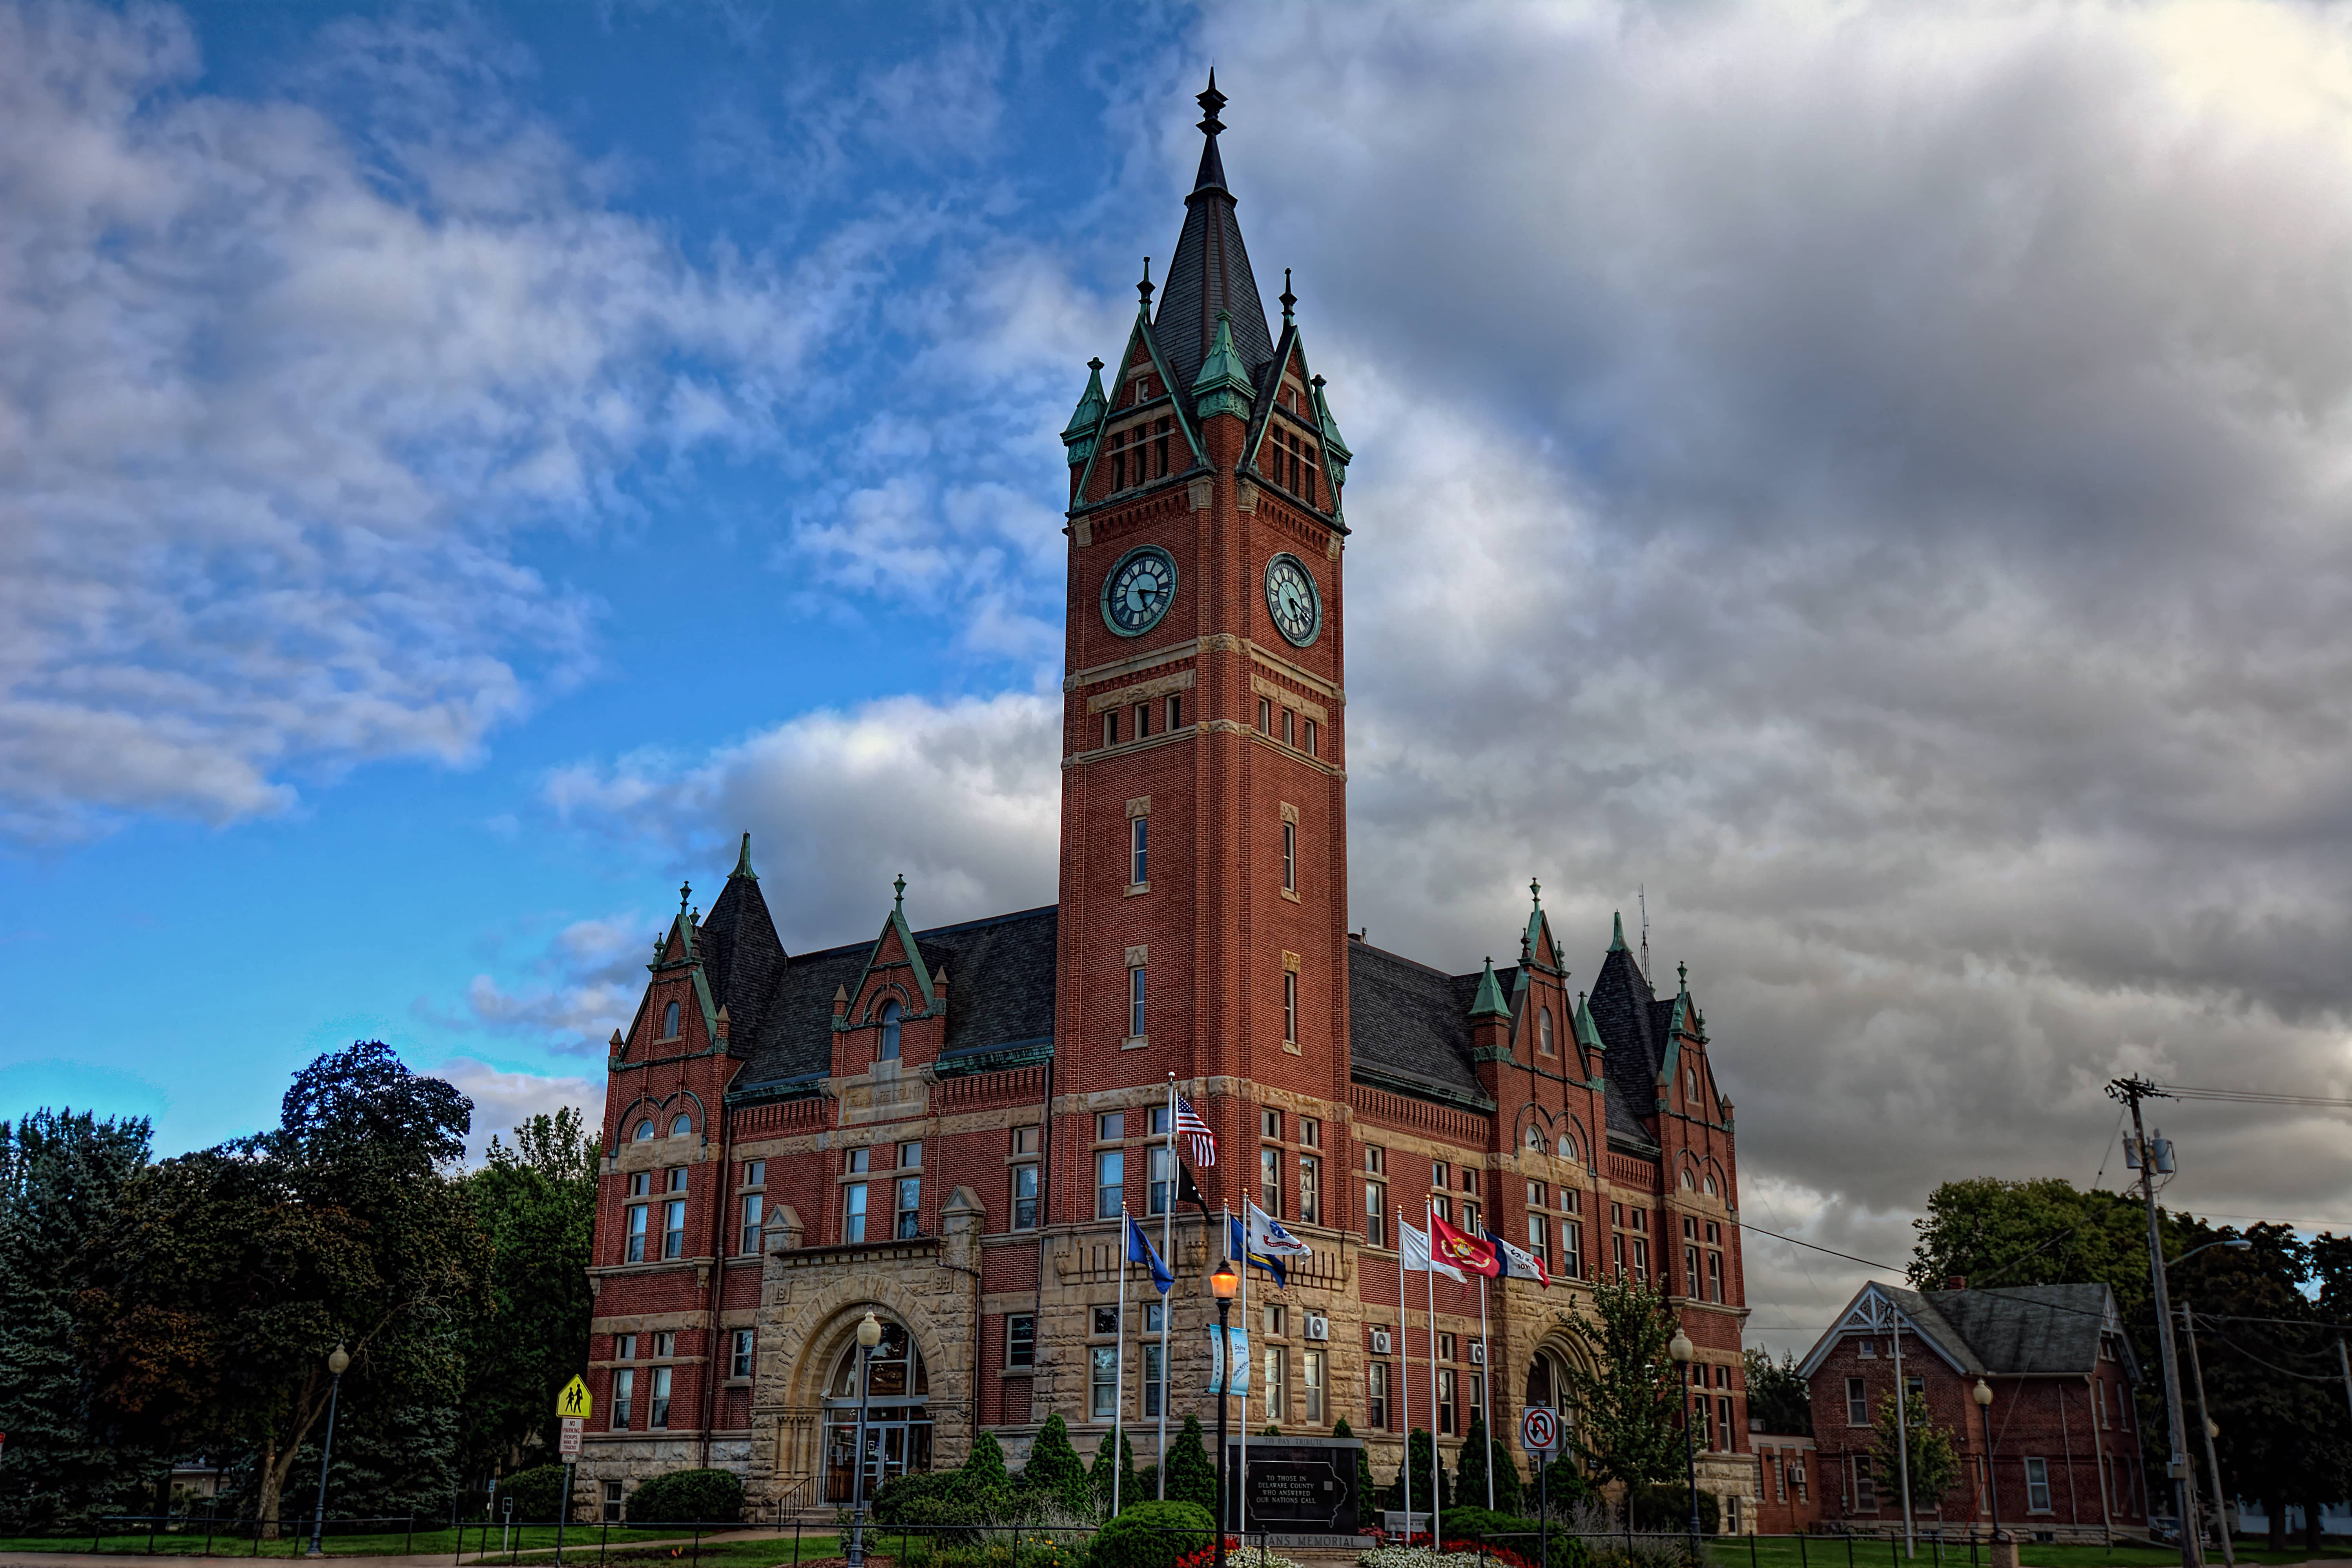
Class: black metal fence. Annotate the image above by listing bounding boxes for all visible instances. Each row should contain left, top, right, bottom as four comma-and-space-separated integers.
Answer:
88, 1515, 425, 1556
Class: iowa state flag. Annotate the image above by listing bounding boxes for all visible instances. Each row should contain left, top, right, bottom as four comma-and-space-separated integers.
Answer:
1427, 1211, 1501, 1278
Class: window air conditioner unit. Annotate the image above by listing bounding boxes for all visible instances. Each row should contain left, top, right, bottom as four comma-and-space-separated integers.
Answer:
1470, 1342, 1486, 1364
1305, 1312, 1330, 1341
1371, 1329, 1392, 1355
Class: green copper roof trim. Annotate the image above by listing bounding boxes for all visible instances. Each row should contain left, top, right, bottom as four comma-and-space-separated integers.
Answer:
1191, 310, 1256, 423
833, 881, 939, 1034
730, 831, 758, 881
1311, 372, 1352, 487
1233, 322, 1351, 534
1572, 991, 1604, 1054
1610, 912, 1628, 952
1470, 1044, 1513, 1063
1070, 315, 1205, 507
1469, 956, 1510, 1019
1061, 357, 1109, 465
934, 1039, 1056, 1078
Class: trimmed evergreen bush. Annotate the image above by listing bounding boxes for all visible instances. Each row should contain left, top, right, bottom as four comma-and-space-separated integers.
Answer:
1161, 1417, 1217, 1514
1092, 1500, 1214, 1568
1431, 1505, 1591, 1568
1021, 1413, 1092, 1518
963, 1431, 1013, 1502
1089, 1425, 1139, 1511
497, 1464, 569, 1522
628, 1467, 745, 1524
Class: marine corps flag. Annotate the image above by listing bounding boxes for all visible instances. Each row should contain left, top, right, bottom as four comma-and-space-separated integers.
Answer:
1427, 1211, 1501, 1278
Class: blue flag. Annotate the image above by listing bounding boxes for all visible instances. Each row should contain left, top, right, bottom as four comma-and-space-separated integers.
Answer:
1227, 1211, 1287, 1289
1126, 1213, 1172, 1295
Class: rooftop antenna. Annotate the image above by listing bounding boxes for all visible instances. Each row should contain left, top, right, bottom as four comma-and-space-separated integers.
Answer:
1638, 884, 1650, 979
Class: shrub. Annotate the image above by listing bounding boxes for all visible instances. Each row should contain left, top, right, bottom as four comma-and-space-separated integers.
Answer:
1093, 1499, 1215, 1568
628, 1467, 745, 1524
873, 1469, 992, 1545
1022, 1414, 1093, 1519
1433, 1504, 1591, 1568
496, 1464, 569, 1522
964, 1431, 1014, 1503
1627, 1482, 1718, 1537
1161, 1418, 1217, 1514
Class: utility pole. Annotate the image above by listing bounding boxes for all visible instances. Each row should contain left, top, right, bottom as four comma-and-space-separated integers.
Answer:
2179, 1304, 2232, 1566
2110, 1076, 2199, 1568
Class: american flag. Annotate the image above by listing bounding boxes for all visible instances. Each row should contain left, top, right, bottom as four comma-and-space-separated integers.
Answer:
1173, 1094, 1217, 1168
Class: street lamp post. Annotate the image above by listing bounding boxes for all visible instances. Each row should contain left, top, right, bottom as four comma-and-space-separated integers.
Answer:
1669, 1329, 1699, 1563
1973, 1380, 2000, 1544
1211, 1261, 1239, 1568
305, 1344, 350, 1559
846, 1313, 884, 1568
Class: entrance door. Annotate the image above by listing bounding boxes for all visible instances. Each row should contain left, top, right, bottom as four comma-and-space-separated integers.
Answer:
824, 1404, 934, 1503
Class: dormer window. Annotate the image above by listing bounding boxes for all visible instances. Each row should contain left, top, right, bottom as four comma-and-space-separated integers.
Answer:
879, 1000, 902, 1061
662, 1001, 679, 1040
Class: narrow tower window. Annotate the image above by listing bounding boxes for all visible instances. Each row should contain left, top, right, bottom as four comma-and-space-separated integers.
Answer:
662, 1001, 679, 1039
1284, 970, 1298, 1045
1282, 820, 1296, 892
879, 1000, 901, 1060
1166, 694, 1183, 730
1130, 816, 1149, 886
1129, 963, 1147, 1039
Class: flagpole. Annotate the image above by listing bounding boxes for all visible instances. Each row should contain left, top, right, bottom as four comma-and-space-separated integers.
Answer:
1239, 1204, 1250, 1543
1397, 1205, 1411, 1537
1426, 1198, 1440, 1553
1479, 1272, 1493, 1510
1114, 1209, 1131, 1517
1159, 1074, 1177, 1499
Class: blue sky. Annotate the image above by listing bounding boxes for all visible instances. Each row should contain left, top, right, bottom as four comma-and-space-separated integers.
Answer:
10, 0, 2352, 1349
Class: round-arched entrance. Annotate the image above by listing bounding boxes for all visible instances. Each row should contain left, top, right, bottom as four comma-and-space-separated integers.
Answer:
823, 1318, 933, 1503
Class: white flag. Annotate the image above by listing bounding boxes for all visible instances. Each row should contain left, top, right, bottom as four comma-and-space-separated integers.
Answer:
1400, 1218, 1466, 1283
1247, 1200, 1315, 1261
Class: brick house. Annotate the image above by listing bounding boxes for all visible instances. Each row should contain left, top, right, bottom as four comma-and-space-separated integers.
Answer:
1798, 1281, 2146, 1540
575, 78, 1759, 1526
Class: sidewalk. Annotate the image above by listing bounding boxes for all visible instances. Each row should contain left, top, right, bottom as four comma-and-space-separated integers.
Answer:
0, 1528, 814, 1568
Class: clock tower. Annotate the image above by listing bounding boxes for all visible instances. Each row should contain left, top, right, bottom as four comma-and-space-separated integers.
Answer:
1054, 73, 1356, 1201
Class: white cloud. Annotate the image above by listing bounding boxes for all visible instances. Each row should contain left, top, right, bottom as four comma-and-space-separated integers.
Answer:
0, 2, 831, 840
430, 1056, 598, 1163
547, 691, 1062, 950
455, 913, 653, 1058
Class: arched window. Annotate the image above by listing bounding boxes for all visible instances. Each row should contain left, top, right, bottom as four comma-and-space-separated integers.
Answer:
1538, 1007, 1554, 1054
1557, 1132, 1577, 1163
879, 1000, 902, 1061
1524, 1124, 1544, 1153
1680, 1165, 1696, 1191
662, 1001, 680, 1039
1704, 1172, 1720, 1198
825, 1319, 928, 1398
672, 1113, 693, 1138
634, 1119, 655, 1142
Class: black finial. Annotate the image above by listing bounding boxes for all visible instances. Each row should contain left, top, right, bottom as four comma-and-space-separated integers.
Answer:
1280, 267, 1295, 324
1139, 257, 1154, 308
893, 872, 906, 913
1198, 68, 1225, 136
1088, 356, 1104, 372
678, 880, 691, 913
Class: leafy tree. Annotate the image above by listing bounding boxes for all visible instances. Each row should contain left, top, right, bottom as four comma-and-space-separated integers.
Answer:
459, 1108, 598, 1477
1870, 1391, 1960, 1518
76, 1042, 490, 1535
0, 1110, 158, 1530
1160, 1416, 1217, 1512
1022, 1412, 1091, 1517
1741, 1349, 1811, 1437
1558, 1276, 1683, 1497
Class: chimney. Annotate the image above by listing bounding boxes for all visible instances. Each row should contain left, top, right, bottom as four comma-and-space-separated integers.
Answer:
1945, 1275, 1967, 1292
715, 1004, 730, 1043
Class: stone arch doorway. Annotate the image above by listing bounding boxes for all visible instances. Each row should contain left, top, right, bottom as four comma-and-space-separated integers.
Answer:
820, 1317, 934, 1504
1523, 1337, 1588, 1459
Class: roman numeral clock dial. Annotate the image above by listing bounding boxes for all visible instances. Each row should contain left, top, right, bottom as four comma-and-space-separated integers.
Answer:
1264, 552, 1322, 647
1101, 545, 1178, 637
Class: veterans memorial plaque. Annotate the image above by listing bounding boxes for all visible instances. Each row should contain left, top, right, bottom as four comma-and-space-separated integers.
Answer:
1221, 1437, 1362, 1535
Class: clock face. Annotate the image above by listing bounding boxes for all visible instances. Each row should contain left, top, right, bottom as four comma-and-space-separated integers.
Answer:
1264, 553, 1322, 647
1101, 545, 1178, 637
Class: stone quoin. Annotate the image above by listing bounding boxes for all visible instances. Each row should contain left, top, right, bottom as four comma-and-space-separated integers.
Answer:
577, 77, 1759, 1527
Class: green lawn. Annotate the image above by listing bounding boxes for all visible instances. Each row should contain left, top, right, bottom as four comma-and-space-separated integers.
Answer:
0, 1524, 813, 1561
1703, 1540, 2352, 1568
483, 1534, 845, 1568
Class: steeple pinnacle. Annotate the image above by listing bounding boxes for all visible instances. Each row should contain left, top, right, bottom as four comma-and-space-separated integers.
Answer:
1470, 956, 1510, 1019
1154, 74, 1274, 401
1610, 911, 1627, 952
1280, 267, 1295, 325
1194, 69, 1228, 191
731, 832, 758, 881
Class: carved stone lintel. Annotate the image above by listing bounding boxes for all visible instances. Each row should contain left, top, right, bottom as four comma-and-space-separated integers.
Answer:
1074, 517, 1093, 547
1236, 480, 1259, 513
1187, 478, 1213, 512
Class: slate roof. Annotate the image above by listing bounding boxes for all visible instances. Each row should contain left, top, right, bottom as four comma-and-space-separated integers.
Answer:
1588, 944, 1668, 1148
1924, 1283, 2134, 1378
1345, 940, 1492, 1107
1153, 78, 1276, 404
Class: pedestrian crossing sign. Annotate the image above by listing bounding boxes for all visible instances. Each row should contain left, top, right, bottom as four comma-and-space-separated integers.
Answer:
556, 1375, 593, 1420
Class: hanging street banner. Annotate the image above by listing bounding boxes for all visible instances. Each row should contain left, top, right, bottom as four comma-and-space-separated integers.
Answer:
556, 1376, 593, 1420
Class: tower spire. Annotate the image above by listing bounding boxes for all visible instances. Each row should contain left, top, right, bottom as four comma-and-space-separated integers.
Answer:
1154, 72, 1273, 400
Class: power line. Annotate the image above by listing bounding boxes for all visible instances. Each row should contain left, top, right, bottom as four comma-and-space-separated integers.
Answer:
2154, 1082, 2352, 1110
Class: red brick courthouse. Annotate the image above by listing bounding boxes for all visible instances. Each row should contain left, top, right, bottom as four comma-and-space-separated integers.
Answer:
578, 80, 1759, 1525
